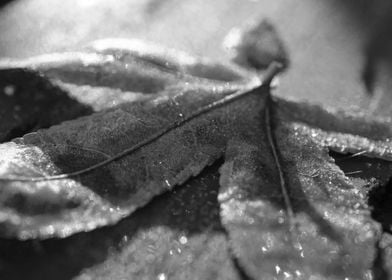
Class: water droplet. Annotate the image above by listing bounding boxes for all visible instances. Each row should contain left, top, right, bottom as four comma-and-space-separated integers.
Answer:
157, 273, 167, 280
275, 265, 281, 274
261, 246, 267, 252
179, 235, 188, 245
178, 113, 184, 118
4, 85, 15, 96
165, 180, 171, 188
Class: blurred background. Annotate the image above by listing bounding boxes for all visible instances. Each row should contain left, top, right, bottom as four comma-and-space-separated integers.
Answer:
0, 0, 391, 116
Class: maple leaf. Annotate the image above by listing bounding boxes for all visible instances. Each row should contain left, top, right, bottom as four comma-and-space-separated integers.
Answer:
0, 21, 392, 280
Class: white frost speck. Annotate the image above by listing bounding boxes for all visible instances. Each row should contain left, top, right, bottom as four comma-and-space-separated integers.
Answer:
179, 235, 188, 245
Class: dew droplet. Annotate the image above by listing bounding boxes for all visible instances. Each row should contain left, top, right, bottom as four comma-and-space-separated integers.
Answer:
157, 273, 167, 280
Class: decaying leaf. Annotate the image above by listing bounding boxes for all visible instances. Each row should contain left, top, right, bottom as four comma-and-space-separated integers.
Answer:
0, 18, 392, 280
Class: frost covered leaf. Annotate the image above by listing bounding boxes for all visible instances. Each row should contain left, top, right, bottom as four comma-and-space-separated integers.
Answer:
0, 59, 267, 239
0, 39, 261, 239
218, 96, 392, 279
1, 17, 392, 279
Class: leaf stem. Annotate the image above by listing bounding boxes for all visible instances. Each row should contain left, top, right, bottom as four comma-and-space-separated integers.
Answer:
0, 62, 283, 182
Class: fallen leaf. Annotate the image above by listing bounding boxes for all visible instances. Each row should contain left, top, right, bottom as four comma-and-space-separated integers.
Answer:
0, 20, 392, 280
0, 43, 269, 239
